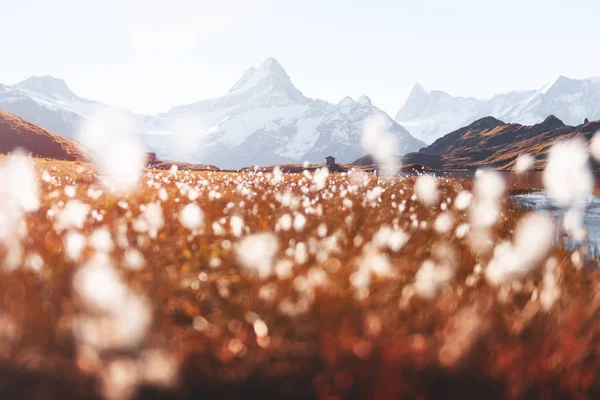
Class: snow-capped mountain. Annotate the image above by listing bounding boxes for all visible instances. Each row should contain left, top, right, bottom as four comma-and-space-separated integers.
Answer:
149, 57, 424, 168
0, 76, 144, 139
0, 58, 425, 169
395, 76, 600, 144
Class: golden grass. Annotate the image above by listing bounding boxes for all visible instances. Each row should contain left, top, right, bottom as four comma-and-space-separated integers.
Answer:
0, 158, 598, 400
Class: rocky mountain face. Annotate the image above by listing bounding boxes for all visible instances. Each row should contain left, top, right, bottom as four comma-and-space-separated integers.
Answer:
396, 115, 600, 170
0, 58, 425, 169
0, 109, 90, 162
395, 76, 600, 144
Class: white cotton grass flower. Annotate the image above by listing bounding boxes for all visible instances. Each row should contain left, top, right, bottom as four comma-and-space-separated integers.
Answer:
540, 257, 560, 311
235, 233, 279, 279
317, 223, 328, 238
293, 213, 307, 232
100, 358, 140, 400
474, 169, 505, 202
140, 202, 164, 238
469, 170, 505, 230
372, 225, 409, 251
2, 236, 23, 272
455, 223, 470, 239
366, 186, 384, 202
0, 152, 39, 247
413, 259, 454, 300
543, 139, 593, 208
514, 154, 534, 174
90, 228, 114, 253
414, 175, 438, 206
24, 252, 44, 274
485, 213, 555, 286
361, 113, 400, 176
179, 204, 204, 230
77, 109, 145, 193
563, 208, 587, 242
454, 191, 473, 211
139, 349, 178, 388
65, 231, 86, 261
0, 150, 40, 213
158, 187, 168, 202
434, 212, 454, 234
349, 170, 370, 187
275, 214, 293, 232
312, 167, 329, 191
72, 253, 152, 350
56, 200, 91, 230
351, 244, 393, 295
230, 215, 244, 237
589, 130, 600, 162
64, 185, 77, 198
123, 248, 145, 270
271, 166, 283, 185
87, 187, 103, 200
73, 254, 128, 313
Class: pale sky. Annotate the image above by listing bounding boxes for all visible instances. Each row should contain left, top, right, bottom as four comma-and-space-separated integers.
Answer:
2, 0, 598, 116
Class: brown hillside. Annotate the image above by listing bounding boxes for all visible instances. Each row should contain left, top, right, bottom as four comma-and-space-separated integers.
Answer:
0, 109, 90, 162
412, 116, 600, 170
353, 116, 600, 171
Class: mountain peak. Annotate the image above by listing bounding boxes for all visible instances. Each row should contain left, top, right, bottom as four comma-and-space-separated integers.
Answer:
260, 57, 285, 72
535, 114, 565, 130
14, 76, 77, 99
338, 96, 355, 107
357, 95, 372, 105
228, 57, 293, 93
467, 116, 505, 130
411, 83, 429, 95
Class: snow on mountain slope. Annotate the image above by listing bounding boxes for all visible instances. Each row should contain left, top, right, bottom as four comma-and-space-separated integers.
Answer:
302, 96, 424, 163
396, 77, 600, 144
0, 58, 424, 169
0, 77, 144, 139
148, 57, 424, 169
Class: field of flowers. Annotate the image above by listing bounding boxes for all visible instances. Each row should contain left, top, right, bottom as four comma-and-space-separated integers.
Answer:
0, 151, 599, 399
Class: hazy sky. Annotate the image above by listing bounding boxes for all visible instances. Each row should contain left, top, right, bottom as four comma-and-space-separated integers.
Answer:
2, 0, 598, 115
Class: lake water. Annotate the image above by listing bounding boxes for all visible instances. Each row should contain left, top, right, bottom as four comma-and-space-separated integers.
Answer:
512, 192, 600, 259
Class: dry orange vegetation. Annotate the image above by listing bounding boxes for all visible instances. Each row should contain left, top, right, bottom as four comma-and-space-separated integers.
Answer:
0, 110, 90, 162
0, 158, 599, 400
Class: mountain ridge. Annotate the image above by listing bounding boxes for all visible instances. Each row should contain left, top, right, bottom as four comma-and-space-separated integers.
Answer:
402, 115, 599, 170
395, 76, 600, 144
0, 58, 425, 169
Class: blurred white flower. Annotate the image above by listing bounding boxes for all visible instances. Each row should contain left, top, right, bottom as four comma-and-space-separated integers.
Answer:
414, 175, 438, 206
514, 154, 534, 174
78, 109, 145, 193
56, 200, 90, 231
414, 259, 454, 299
485, 213, 554, 285
179, 204, 204, 230
589, 130, 600, 162
543, 139, 593, 208
236, 233, 279, 279
454, 191, 473, 211
361, 113, 400, 176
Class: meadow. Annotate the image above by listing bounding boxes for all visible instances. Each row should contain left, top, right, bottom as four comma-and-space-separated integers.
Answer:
0, 156, 598, 399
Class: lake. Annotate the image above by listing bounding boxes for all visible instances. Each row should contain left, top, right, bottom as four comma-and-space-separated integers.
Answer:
512, 192, 600, 259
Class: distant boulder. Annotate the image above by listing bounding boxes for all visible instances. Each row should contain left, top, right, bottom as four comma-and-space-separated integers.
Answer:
145, 152, 158, 165
585, 118, 590, 124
